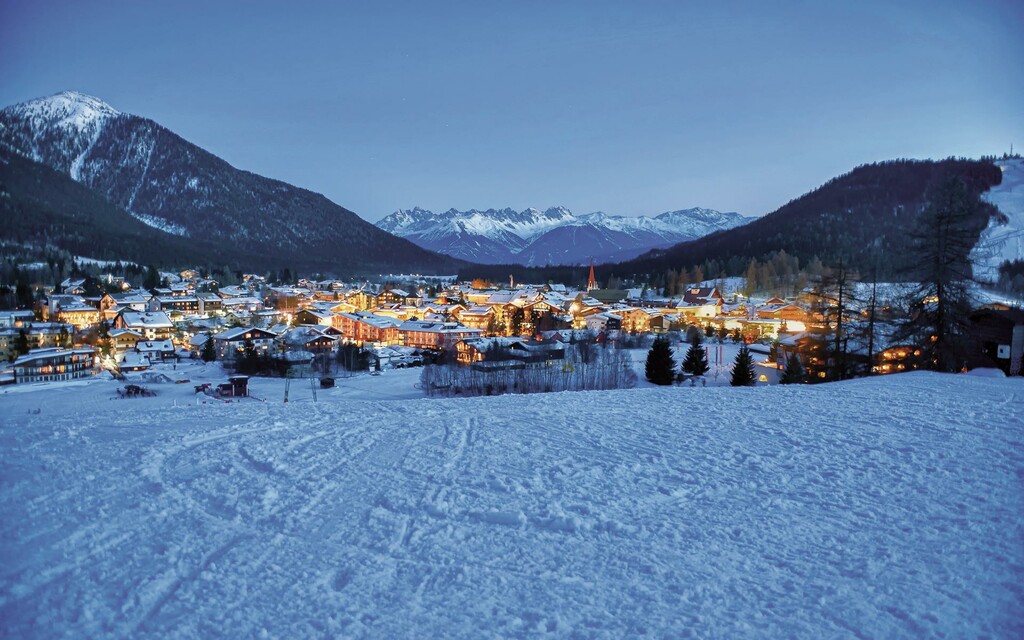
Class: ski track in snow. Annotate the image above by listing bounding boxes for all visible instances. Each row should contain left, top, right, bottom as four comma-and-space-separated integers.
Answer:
0, 373, 1022, 638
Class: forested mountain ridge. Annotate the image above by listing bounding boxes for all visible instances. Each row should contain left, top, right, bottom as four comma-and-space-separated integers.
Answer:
622, 159, 1002, 278
0, 144, 253, 269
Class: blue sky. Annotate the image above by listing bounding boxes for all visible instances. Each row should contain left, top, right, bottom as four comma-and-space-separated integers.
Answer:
2, 0, 1021, 222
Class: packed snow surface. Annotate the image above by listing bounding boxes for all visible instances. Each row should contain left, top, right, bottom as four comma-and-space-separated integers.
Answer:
1, 372, 1022, 638
975, 158, 1024, 279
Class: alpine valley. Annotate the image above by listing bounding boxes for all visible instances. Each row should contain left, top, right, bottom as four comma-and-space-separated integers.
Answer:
376, 206, 750, 265
0, 91, 465, 274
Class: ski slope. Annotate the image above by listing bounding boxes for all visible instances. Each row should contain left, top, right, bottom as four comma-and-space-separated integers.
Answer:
975, 158, 1024, 280
1, 372, 1022, 638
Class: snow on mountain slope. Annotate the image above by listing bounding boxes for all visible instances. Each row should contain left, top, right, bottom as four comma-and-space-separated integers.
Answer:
1, 91, 460, 273
0, 90, 119, 179
378, 206, 575, 245
1, 372, 1021, 638
377, 206, 748, 265
376, 206, 575, 263
515, 218, 675, 266
974, 158, 1024, 280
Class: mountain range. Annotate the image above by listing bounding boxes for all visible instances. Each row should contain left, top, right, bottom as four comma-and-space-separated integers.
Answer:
376, 206, 749, 265
0, 91, 464, 274
3, 92, 1019, 285
458, 158, 1010, 286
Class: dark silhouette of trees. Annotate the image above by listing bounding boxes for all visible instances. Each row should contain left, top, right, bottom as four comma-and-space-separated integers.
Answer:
508, 307, 525, 336
730, 345, 755, 387
895, 176, 987, 372
13, 329, 30, 359
681, 338, 710, 376
780, 353, 805, 384
645, 336, 676, 385
200, 335, 216, 362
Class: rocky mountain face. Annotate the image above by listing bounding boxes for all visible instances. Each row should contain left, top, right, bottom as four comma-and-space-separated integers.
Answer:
376, 206, 749, 265
0, 91, 463, 274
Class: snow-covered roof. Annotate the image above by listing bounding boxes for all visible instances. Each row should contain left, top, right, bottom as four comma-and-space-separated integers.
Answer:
14, 347, 95, 366
120, 311, 173, 328
220, 297, 263, 307
279, 326, 338, 347
337, 312, 401, 329
218, 286, 250, 298
398, 321, 483, 335
135, 340, 174, 353
214, 327, 276, 341
109, 328, 143, 338
459, 306, 493, 316
296, 309, 333, 320
118, 352, 151, 368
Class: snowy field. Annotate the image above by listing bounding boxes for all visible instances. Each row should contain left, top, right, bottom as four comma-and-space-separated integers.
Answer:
1, 371, 1022, 638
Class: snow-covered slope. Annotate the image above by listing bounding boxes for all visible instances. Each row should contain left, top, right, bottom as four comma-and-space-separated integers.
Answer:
0, 91, 119, 179
1, 371, 1021, 638
974, 158, 1024, 280
376, 206, 748, 265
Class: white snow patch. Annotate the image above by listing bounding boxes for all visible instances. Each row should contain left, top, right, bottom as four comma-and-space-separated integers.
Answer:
130, 211, 188, 236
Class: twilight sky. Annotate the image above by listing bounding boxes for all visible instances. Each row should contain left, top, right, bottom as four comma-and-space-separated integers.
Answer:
2, 0, 1022, 222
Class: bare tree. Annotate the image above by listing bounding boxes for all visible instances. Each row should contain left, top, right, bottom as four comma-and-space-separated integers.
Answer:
895, 176, 985, 372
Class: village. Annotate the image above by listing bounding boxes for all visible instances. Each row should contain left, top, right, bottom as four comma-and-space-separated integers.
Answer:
3, 260, 1022, 393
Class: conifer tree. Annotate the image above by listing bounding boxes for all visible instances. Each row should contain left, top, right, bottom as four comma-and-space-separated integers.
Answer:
780, 353, 805, 384
509, 307, 525, 336
143, 265, 161, 290
645, 335, 676, 385
681, 338, 710, 376
13, 329, 30, 358
200, 334, 216, 362
730, 345, 755, 386
97, 321, 113, 358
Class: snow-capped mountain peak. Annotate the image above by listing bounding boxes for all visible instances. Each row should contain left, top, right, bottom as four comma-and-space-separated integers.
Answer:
2, 91, 459, 273
376, 206, 750, 265
1, 91, 121, 180
4, 90, 119, 134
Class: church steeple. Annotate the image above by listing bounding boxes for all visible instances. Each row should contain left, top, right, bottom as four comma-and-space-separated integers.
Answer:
587, 259, 597, 291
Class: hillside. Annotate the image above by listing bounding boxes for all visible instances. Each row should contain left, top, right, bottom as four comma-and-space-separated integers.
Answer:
0, 91, 464, 274
1, 370, 1020, 637
620, 159, 1003, 278
0, 145, 252, 269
